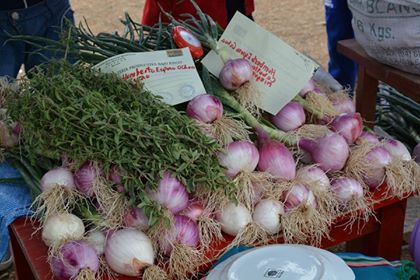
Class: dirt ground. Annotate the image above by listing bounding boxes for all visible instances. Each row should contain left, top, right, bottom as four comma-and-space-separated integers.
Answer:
71, 0, 329, 68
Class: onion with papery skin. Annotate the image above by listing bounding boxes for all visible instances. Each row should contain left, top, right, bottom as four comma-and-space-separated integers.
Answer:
219, 58, 253, 90
330, 113, 363, 144
51, 240, 99, 280
218, 140, 259, 178
74, 161, 98, 197
283, 184, 317, 212
186, 94, 223, 123
148, 171, 189, 214
86, 230, 106, 255
364, 146, 392, 188
253, 199, 284, 234
42, 213, 85, 247
257, 140, 296, 180
179, 200, 205, 221
296, 166, 330, 192
298, 79, 320, 97
162, 215, 200, 256
40, 167, 75, 192
105, 228, 154, 276
108, 164, 121, 184
357, 131, 380, 144
332, 97, 355, 115
414, 143, 420, 163
217, 202, 252, 236
271, 101, 306, 132
123, 207, 149, 231
383, 139, 412, 161
331, 177, 364, 202
298, 133, 349, 173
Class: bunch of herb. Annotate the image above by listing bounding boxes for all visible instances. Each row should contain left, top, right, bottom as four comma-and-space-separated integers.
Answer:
5, 61, 233, 224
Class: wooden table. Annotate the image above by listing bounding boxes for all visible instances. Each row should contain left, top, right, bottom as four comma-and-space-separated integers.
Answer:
9, 185, 409, 280
337, 39, 420, 128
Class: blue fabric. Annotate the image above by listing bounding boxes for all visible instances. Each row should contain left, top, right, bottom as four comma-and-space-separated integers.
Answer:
0, 162, 32, 262
325, 0, 358, 90
0, 0, 74, 78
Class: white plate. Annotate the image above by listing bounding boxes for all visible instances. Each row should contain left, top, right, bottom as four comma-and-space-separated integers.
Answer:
207, 244, 354, 280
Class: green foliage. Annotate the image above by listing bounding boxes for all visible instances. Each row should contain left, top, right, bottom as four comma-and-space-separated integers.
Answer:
6, 61, 233, 222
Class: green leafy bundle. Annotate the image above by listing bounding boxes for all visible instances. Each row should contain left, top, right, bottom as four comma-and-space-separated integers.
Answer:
6, 62, 232, 220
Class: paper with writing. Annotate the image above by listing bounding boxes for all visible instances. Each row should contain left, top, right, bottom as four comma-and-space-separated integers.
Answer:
201, 12, 318, 114
93, 48, 206, 105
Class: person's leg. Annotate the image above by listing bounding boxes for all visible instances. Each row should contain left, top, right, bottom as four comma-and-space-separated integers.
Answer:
325, 0, 357, 90
23, 0, 75, 73
0, 13, 26, 78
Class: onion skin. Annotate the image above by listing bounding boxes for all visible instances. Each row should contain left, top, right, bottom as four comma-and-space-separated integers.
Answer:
148, 171, 189, 214
414, 143, 420, 163
105, 229, 154, 276
331, 177, 363, 202
216, 203, 252, 236
271, 101, 306, 132
123, 207, 149, 231
219, 58, 253, 90
299, 79, 319, 97
179, 200, 205, 221
51, 240, 99, 280
330, 113, 363, 144
257, 140, 296, 180
253, 199, 284, 234
218, 140, 260, 178
298, 133, 349, 173
383, 139, 412, 161
283, 184, 317, 212
162, 215, 200, 255
74, 161, 98, 197
42, 213, 85, 247
40, 167, 75, 192
332, 97, 355, 115
364, 146, 392, 188
357, 131, 380, 144
296, 166, 330, 192
186, 94, 223, 123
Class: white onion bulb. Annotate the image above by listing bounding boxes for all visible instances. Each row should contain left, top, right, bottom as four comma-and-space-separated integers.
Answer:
296, 166, 330, 192
383, 139, 412, 161
86, 230, 106, 255
42, 213, 85, 247
253, 199, 284, 234
216, 203, 252, 236
105, 229, 154, 276
40, 167, 75, 192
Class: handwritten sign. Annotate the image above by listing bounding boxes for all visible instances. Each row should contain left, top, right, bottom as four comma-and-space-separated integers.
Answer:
202, 12, 318, 114
93, 48, 206, 105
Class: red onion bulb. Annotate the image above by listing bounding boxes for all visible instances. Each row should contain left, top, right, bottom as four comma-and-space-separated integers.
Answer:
40, 167, 75, 192
271, 101, 306, 132
296, 166, 330, 192
332, 97, 355, 115
364, 146, 392, 188
330, 113, 363, 144
331, 177, 363, 202
383, 139, 412, 161
186, 94, 223, 123
298, 79, 319, 97
283, 184, 317, 212
162, 215, 200, 255
357, 131, 380, 144
219, 58, 253, 90
179, 200, 205, 221
51, 240, 99, 280
257, 140, 296, 180
413, 143, 420, 164
148, 171, 189, 214
74, 161, 99, 197
298, 133, 349, 173
218, 140, 260, 177
123, 207, 149, 231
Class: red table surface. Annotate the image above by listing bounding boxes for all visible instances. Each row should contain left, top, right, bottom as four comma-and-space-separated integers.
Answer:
9, 184, 409, 280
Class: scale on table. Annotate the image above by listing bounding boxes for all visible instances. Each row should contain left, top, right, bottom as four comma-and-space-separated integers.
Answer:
206, 244, 355, 280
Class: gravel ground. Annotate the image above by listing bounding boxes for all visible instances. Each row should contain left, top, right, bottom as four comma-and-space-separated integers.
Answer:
2, 1, 419, 279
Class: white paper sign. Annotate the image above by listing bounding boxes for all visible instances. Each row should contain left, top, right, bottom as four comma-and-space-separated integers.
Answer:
202, 12, 318, 114
93, 48, 206, 105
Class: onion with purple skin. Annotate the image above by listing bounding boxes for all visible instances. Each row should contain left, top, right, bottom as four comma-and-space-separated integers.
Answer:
148, 171, 189, 214
51, 240, 99, 280
357, 131, 380, 144
40, 167, 75, 192
74, 161, 99, 197
105, 229, 154, 276
108, 164, 121, 184
162, 215, 200, 255
186, 94, 223, 123
331, 177, 364, 202
298, 79, 320, 97
330, 113, 363, 144
219, 58, 253, 90
283, 184, 317, 212
123, 207, 149, 231
383, 139, 412, 161
414, 143, 420, 163
218, 140, 260, 178
298, 133, 349, 173
179, 200, 205, 221
296, 166, 330, 192
332, 97, 355, 115
364, 146, 392, 188
271, 101, 306, 132
257, 140, 296, 180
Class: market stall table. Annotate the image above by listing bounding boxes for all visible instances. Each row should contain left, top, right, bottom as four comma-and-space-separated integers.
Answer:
337, 39, 420, 128
9, 185, 409, 280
